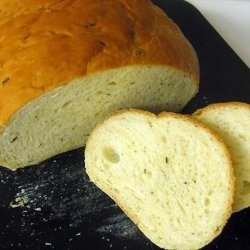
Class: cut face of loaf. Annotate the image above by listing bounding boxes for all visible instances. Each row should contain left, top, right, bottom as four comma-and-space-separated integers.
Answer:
85, 110, 234, 250
0, 0, 199, 169
0, 66, 197, 169
193, 102, 250, 212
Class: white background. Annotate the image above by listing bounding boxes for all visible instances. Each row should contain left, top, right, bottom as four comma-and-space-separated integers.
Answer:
185, 0, 250, 68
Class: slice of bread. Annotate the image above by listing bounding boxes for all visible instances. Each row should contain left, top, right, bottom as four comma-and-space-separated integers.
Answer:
193, 102, 250, 212
0, 0, 199, 169
85, 110, 234, 250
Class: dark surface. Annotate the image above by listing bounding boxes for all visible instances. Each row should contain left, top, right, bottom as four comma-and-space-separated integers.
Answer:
0, 0, 250, 249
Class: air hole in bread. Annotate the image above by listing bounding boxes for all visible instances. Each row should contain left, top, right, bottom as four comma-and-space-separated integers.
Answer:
148, 120, 153, 127
161, 136, 167, 143
96, 90, 103, 95
205, 198, 210, 206
103, 147, 120, 163
143, 169, 152, 177
241, 181, 250, 195
238, 134, 246, 141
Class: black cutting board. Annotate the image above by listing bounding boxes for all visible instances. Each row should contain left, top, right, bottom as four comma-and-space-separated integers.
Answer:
0, 0, 249, 249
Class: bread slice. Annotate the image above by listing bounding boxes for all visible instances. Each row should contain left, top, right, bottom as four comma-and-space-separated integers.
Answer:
193, 102, 250, 212
85, 109, 234, 250
0, 0, 199, 169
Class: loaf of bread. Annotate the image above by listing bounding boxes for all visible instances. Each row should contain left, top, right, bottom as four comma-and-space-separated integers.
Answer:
0, 0, 199, 169
85, 109, 234, 250
193, 102, 250, 212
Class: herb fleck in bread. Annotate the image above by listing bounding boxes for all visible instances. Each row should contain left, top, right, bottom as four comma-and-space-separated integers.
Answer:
193, 102, 250, 212
85, 109, 234, 250
0, 0, 199, 169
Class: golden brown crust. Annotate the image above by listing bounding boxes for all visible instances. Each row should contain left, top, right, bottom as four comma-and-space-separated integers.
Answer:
86, 108, 234, 249
193, 102, 250, 117
0, 0, 199, 128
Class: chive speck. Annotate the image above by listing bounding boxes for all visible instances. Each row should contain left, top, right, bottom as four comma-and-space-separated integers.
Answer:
165, 157, 168, 163
10, 136, 18, 143
2, 77, 10, 85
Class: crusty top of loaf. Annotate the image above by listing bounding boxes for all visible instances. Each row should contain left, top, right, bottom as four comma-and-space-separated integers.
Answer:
0, 0, 199, 127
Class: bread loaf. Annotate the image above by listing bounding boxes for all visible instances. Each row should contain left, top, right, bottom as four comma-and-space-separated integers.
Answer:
193, 102, 250, 212
85, 109, 234, 250
0, 0, 199, 169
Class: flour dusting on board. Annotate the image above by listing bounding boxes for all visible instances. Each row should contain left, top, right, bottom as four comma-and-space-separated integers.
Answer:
97, 213, 139, 240
10, 195, 29, 208
9, 174, 139, 240
9, 164, 116, 224
5, 150, 140, 243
